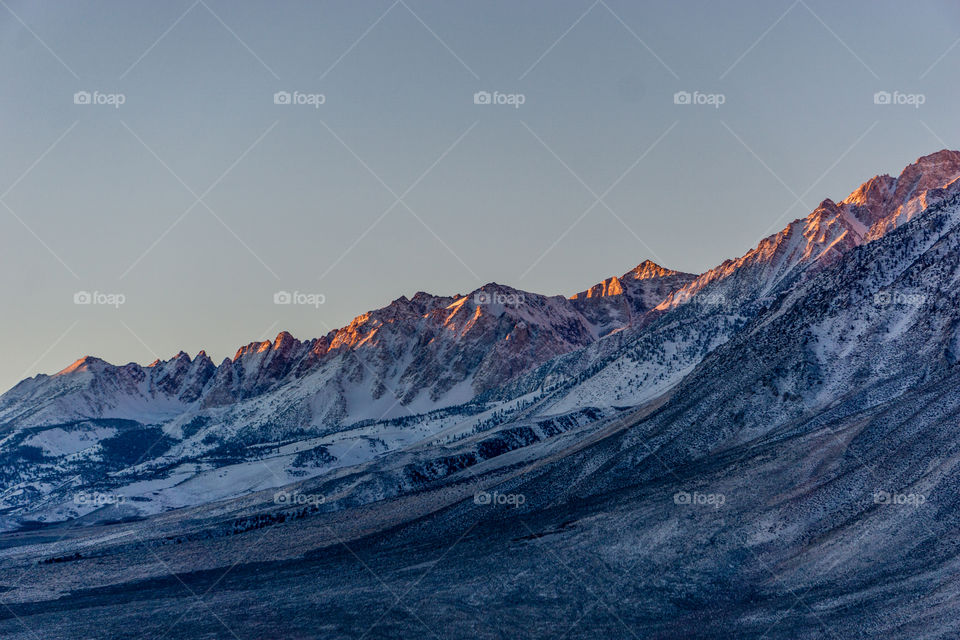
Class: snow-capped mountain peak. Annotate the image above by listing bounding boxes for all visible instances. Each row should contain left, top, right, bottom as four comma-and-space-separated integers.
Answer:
657, 149, 960, 310
56, 356, 109, 376
568, 261, 697, 337
625, 259, 684, 281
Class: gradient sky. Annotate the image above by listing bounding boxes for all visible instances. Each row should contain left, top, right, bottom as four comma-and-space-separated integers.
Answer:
1, 0, 959, 391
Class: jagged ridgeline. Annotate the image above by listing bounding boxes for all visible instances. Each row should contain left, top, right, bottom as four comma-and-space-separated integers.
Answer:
2, 150, 960, 532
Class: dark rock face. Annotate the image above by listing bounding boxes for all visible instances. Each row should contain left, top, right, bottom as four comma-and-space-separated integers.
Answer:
569, 260, 698, 336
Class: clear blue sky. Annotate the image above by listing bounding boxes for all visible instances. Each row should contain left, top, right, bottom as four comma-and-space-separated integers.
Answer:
1, 0, 959, 390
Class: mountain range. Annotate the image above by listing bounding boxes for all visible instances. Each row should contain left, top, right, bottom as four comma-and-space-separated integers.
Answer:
2, 150, 960, 638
